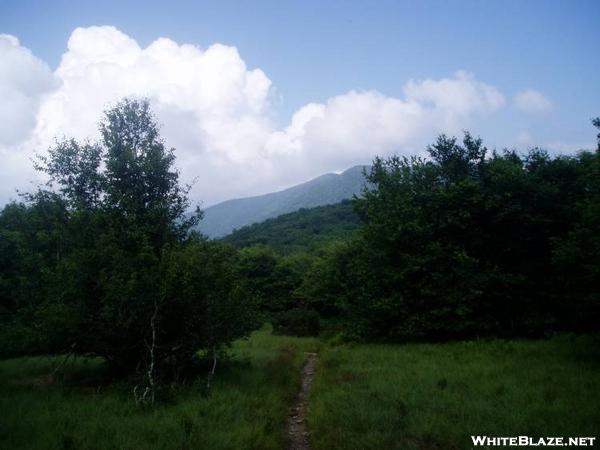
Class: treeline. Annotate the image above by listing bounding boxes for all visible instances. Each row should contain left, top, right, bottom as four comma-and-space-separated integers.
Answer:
1, 99, 598, 388
319, 132, 600, 340
226, 125, 600, 341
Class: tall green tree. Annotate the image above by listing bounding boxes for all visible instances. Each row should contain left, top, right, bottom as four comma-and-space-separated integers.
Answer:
320, 129, 598, 341
552, 118, 600, 328
2, 98, 257, 383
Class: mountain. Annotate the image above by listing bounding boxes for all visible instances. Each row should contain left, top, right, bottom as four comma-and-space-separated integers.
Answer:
223, 200, 360, 254
199, 165, 368, 238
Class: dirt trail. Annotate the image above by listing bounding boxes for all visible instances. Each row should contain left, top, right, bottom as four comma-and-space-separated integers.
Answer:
287, 352, 318, 450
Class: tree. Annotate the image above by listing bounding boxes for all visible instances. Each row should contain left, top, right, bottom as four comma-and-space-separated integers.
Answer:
235, 245, 305, 316
317, 130, 599, 341
159, 239, 259, 380
593, 117, 600, 151
0, 196, 69, 357
552, 122, 600, 329
5, 98, 257, 386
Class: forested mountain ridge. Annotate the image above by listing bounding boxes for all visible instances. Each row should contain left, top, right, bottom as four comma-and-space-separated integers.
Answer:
198, 165, 368, 238
223, 200, 360, 254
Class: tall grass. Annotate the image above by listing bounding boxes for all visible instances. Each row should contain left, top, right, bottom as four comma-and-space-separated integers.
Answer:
309, 334, 600, 449
0, 326, 320, 450
2, 330, 598, 449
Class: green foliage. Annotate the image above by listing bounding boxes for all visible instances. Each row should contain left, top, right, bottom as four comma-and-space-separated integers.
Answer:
235, 245, 309, 317
552, 149, 600, 329
224, 201, 361, 332
222, 124, 600, 342
224, 200, 360, 254
160, 239, 259, 376
0, 193, 70, 357
296, 239, 359, 320
0, 98, 257, 380
311, 131, 599, 341
272, 308, 320, 337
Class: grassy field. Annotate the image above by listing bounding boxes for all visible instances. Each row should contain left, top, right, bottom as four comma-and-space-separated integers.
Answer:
1, 331, 598, 449
0, 327, 320, 450
309, 334, 600, 450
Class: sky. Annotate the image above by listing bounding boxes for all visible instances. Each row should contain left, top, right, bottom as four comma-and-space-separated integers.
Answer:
1, 0, 599, 206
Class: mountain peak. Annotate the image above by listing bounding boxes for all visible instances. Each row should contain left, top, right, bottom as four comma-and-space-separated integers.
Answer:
198, 165, 369, 238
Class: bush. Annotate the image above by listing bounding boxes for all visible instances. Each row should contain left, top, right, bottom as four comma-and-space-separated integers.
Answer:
272, 308, 320, 336
0, 322, 39, 359
158, 239, 259, 378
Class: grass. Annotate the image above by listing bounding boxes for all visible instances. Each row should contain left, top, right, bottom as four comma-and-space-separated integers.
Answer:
0, 326, 320, 450
309, 334, 600, 450
2, 330, 598, 449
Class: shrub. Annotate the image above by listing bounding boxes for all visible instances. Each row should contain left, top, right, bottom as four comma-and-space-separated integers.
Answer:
272, 308, 320, 337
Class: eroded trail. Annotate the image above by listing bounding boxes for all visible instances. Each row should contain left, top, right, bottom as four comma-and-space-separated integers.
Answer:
287, 352, 318, 450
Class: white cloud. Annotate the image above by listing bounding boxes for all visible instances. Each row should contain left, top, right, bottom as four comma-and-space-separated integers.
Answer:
33, 26, 273, 162
263, 71, 505, 179
514, 89, 553, 114
404, 70, 505, 122
0, 34, 57, 202
0, 26, 509, 206
0, 34, 56, 146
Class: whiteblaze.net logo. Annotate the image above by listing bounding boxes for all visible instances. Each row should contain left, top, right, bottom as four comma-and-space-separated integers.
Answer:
471, 436, 596, 447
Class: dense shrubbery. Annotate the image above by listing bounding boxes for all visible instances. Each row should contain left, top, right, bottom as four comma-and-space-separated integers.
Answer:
272, 308, 320, 336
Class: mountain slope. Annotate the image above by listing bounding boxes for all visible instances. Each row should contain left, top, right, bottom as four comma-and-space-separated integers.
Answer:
223, 200, 360, 253
199, 165, 368, 238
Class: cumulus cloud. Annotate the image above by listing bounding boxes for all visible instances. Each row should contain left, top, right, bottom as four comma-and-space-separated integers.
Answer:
267, 71, 505, 169
33, 26, 273, 162
514, 89, 553, 114
0, 34, 58, 201
0, 34, 56, 146
1, 26, 509, 206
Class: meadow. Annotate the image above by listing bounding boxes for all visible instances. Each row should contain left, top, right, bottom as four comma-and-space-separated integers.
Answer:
1, 330, 598, 449
0, 328, 320, 450
310, 334, 600, 449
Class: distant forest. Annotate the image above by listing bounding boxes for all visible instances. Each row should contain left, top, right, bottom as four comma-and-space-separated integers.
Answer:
224, 200, 360, 254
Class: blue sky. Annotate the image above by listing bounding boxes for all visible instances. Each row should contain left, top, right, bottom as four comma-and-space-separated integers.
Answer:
0, 0, 599, 204
3, 0, 599, 124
